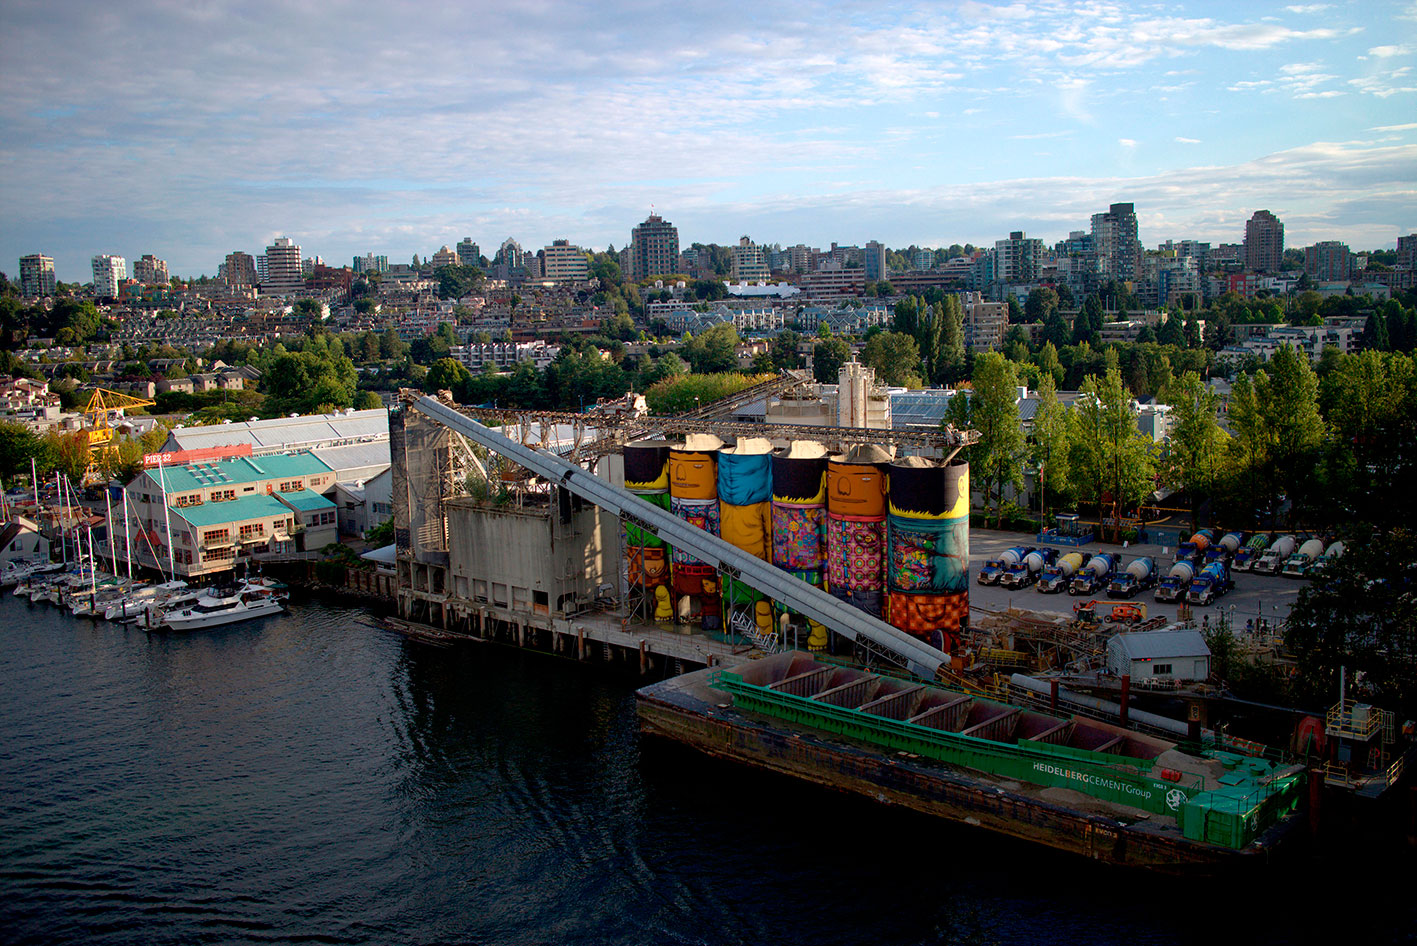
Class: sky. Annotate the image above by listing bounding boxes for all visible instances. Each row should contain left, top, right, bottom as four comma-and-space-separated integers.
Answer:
2, 0, 1416, 281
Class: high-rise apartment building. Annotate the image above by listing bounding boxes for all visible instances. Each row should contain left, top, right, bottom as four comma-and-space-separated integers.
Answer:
730, 236, 769, 282
456, 238, 481, 268
541, 240, 590, 282
262, 237, 304, 295
993, 231, 1044, 284
19, 254, 56, 297
352, 254, 389, 274
1244, 210, 1284, 273
1090, 202, 1141, 283
225, 251, 258, 286
430, 245, 458, 269
863, 241, 887, 282
133, 254, 169, 285
626, 214, 680, 280
91, 254, 126, 298
1395, 233, 1417, 271
1305, 241, 1351, 282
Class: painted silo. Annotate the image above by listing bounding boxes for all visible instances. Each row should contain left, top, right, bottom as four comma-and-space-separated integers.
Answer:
826, 443, 892, 618
716, 437, 773, 635
886, 457, 970, 653
771, 441, 828, 581
622, 440, 671, 592
669, 434, 723, 626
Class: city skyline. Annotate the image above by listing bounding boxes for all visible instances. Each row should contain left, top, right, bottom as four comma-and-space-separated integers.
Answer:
3, 1, 1416, 281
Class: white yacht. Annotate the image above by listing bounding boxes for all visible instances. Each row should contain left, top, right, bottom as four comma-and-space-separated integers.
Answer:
160, 587, 286, 631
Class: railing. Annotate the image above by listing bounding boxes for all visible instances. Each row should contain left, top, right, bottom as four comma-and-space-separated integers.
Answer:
1326, 699, 1381, 740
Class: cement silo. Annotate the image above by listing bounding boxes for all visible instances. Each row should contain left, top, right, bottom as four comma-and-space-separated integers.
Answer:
886, 457, 970, 653
622, 440, 671, 595
773, 441, 829, 649
826, 444, 892, 618
669, 434, 723, 627
717, 437, 773, 633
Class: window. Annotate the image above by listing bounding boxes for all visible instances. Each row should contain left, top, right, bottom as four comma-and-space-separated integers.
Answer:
279, 481, 299, 492
1152, 663, 1172, 675
174, 493, 202, 508
492, 583, 508, 607
472, 579, 488, 602
211, 489, 236, 502
204, 547, 236, 563
239, 523, 265, 540
201, 528, 230, 546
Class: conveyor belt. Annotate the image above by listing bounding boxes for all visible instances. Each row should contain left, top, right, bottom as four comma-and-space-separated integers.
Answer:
413, 395, 948, 679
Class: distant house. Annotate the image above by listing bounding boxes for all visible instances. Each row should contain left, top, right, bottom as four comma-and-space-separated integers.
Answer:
0, 517, 49, 565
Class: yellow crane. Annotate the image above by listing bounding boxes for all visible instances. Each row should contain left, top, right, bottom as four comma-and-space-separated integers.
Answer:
82, 389, 157, 477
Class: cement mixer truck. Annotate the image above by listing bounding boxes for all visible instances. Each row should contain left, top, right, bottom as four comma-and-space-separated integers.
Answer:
1253, 535, 1296, 575
1186, 559, 1233, 605
1037, 551, 1088, 594
1001, 547, 1056, 589
1154, 560, 1195, 603
1175, 529, 1214, 564
1309, 540, 1346, 577
1232, 533, 1270, 572
1282, 538, 1327, 578
1069, 552, 1117, 596
979, 546, 1032, 586
1107, 556, 1157, 598
1207, 532, 1244, 564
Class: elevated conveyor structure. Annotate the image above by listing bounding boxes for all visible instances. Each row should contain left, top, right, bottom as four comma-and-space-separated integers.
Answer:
413, 395, 948, 679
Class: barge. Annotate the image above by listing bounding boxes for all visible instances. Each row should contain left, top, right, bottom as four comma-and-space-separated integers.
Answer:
637, 652, 1306, 870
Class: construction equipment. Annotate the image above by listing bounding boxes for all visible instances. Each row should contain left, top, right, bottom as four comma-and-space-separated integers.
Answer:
1175, 528, 1213, 563
83, 388, 157, 450
1309, 541, 1346, 578
1072, 599, 1147, 626
1232, 533, 1270, 572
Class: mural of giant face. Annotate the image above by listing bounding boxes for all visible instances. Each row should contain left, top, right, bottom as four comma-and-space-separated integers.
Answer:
669, 450, 718, 499
827, 461, 887, 518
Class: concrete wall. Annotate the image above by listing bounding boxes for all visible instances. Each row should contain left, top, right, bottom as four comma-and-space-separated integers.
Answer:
446, 495, 611, 618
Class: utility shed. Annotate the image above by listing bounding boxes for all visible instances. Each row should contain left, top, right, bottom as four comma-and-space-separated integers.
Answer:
1107, 629, 1211, 681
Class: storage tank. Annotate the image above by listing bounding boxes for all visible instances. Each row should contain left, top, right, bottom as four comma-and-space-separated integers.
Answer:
825, 444, 891, 618
669, 434, 724, 626
717, 438, 773, 628
886, 457, 970, 652
771, 440, 829, 576
1217, 533, 1243, 554
1126, 557, 1154, 582
623, 440, 671, 591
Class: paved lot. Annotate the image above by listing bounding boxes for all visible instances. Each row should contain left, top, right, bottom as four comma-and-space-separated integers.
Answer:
966, 527, 1305, 629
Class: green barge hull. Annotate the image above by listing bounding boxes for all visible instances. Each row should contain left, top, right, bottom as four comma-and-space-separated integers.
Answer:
636, 654, 1305, 871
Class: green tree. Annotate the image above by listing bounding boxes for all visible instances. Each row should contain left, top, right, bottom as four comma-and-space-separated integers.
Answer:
681, 322, 739, 373
1318, 350, 1417, 524
0, 421, 45, 481
1161, 371, 1228, 532
812, 338, 851, 384
1024, 288, 1059, 323
1029, 374, 1072, 517
1068, 367, 1157, 539
771, 330, 804, 370
945, 353, 1024, 526
937, 295, 965, 383
1033, 341, 1063, 388
436, 264, 484, 300
861, 331, 922, 387
426, 357, 473, 393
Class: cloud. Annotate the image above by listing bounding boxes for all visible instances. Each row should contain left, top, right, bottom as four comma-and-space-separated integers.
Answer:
1284, 4, 1332, 12
1175, 137, 1202, 144
1367, 45, 1412, 58
1118, 138, 1138, 148
1010, 131, 1073, 140
1370, 122, 1417, 131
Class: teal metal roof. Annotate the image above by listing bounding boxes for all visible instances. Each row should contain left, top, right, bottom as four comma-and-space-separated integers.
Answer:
173, 494, 293, 528
152, 452, 334, 493
277, 489, 336, 512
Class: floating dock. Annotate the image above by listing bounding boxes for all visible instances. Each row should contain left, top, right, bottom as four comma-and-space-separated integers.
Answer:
637, 652, 1306, 870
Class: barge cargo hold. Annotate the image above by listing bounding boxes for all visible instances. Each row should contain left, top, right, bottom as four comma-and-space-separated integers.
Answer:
637, 652, 1305, 871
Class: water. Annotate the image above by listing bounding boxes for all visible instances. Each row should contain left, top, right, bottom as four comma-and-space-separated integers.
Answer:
2, 594, 1413, 946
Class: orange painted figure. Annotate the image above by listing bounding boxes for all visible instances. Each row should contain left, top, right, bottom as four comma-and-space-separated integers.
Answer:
826, 460, 887, 518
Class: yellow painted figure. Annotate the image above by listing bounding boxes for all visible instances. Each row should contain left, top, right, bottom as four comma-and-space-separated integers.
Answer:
807, 619, 828, 652
653, 585, 673, 621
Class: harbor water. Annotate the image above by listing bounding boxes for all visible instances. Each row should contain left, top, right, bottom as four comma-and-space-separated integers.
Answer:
1, 594, 1413, 945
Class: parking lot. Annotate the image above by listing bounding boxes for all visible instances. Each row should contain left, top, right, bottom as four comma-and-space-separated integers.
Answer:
966, 527, 1306, 630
